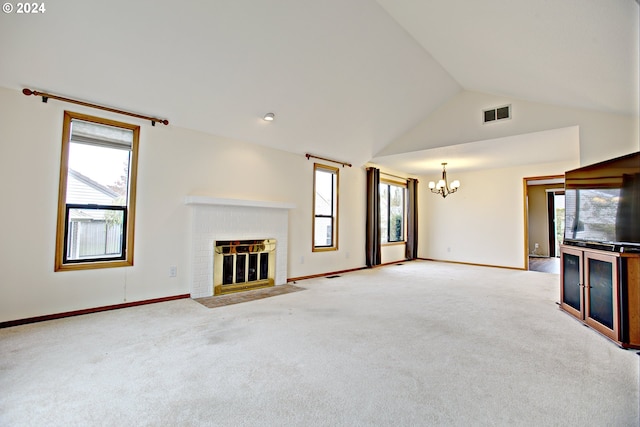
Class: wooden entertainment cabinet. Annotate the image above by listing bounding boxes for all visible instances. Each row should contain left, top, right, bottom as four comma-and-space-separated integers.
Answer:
559, 244, 640, 348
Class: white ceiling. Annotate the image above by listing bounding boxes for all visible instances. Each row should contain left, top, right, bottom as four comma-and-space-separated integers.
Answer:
370, 126, 581, 175
378, 0, 639, 116
0, 0, 637, 171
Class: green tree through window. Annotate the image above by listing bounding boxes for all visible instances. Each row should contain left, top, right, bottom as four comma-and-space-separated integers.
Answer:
380, 180, 405, 243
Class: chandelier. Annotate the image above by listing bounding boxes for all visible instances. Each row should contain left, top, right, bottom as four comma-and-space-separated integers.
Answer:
428, 163, 460, 198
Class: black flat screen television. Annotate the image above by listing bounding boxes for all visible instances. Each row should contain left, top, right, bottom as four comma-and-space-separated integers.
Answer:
564, 151, 640, 252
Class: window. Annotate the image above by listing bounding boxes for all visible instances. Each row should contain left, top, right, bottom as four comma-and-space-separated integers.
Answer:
55, 111, 139, 271
380, 180, 406, 244
313, 163, 338, 251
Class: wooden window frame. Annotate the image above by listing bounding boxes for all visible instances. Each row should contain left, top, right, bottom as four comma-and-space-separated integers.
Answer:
54, 111, 139, 271
312, 163, 339, 252
380, 178, 407, 245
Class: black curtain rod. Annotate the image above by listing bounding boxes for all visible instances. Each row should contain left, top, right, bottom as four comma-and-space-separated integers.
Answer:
305, 153, 352, 167
23, 88, 169, 126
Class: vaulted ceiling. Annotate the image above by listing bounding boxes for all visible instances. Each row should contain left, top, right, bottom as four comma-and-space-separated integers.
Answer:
1, 0, 637, 171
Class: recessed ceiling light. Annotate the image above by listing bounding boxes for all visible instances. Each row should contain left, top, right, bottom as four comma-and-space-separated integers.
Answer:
263, 113, 275, 121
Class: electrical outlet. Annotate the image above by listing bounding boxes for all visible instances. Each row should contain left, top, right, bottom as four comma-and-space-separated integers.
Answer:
300, 256, 304, 264
169, 266, 177, 277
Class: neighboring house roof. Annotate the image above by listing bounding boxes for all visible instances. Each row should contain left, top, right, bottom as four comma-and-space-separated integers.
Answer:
66, 170, 122, 221
67, 169, 120, 202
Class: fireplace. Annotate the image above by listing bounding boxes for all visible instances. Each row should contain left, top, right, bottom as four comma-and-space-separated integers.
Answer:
214, 239, 276, 295
185, 196, 295, 298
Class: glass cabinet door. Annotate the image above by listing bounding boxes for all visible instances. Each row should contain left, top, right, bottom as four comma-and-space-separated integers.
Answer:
584, 252, 619, 341
560, 246, 583, 319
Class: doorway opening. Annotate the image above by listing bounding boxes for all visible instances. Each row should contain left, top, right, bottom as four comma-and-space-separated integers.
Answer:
524, 175, 565, 273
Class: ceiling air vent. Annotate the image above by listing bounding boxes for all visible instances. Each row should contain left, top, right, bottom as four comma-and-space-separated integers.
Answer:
483, 104, 511, 124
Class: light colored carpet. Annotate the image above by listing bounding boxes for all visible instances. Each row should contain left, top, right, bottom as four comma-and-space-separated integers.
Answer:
1, 260, 638, 426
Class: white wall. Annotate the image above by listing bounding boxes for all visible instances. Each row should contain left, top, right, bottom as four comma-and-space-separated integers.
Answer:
381, 244, 406, 265
2, 83, 636, 322
378, 90, 639, 166
287, 164, 366, 279
418, 161, 578, 269
0, 87, 366, 322
384, 90, 638, 269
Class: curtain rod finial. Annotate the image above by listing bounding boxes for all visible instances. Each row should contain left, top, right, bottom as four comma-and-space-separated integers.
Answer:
22, 88, 34, 96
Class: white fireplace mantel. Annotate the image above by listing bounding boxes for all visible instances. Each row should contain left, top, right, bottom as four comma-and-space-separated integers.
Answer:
185, 195, 294, 298
185, 195, 296, 210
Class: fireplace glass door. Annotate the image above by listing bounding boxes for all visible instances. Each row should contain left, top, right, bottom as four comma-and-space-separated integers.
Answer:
214, 239, 276, 295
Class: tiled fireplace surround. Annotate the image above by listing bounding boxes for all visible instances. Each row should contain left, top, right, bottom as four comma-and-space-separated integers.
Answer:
185, 196, 295, 298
